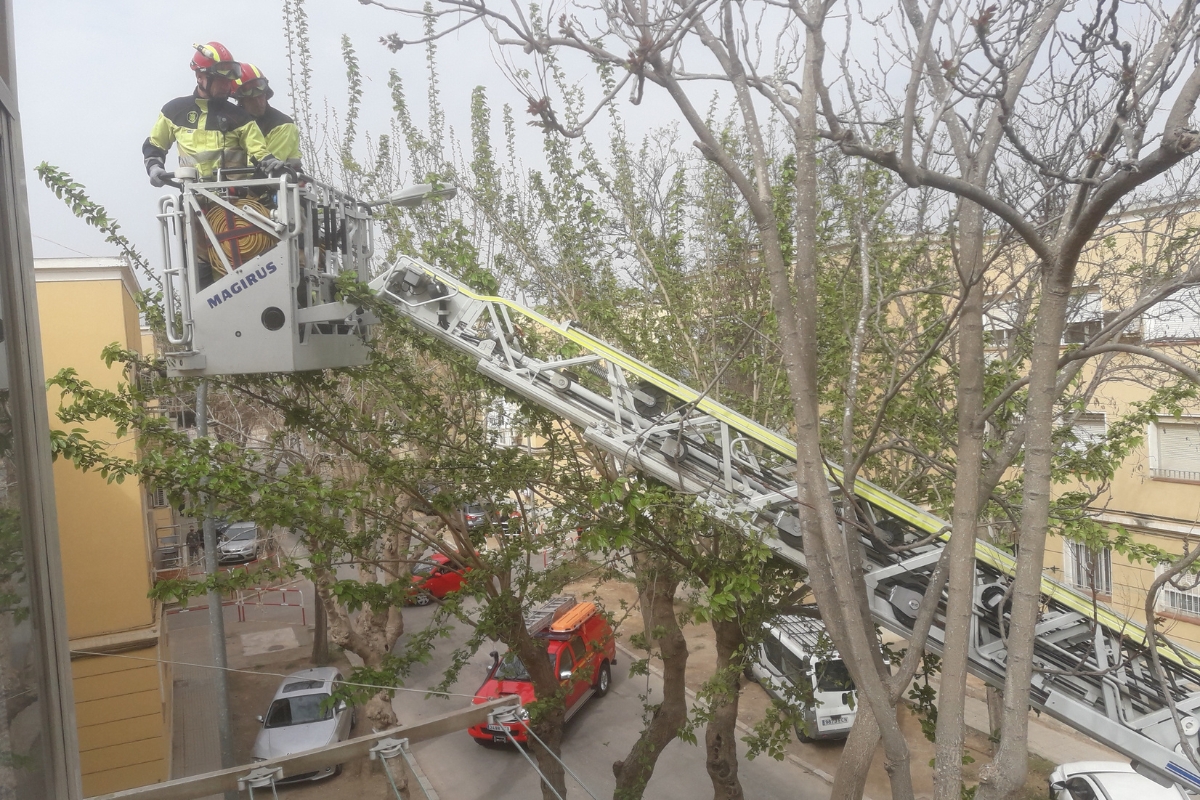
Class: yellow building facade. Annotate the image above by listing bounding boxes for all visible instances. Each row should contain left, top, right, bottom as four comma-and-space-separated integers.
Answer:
1043, 364, 1200, 650
982, 212, 1200, 650
35, 258, 172, 795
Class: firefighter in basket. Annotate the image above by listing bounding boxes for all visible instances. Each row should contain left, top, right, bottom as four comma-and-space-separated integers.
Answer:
144, 42, 288, 288
234, 63, 301, 169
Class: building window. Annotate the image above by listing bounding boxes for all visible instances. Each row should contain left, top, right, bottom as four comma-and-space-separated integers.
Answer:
1149, 418, 1200, 482
1063, 288, 1103, 344
1156, 563, 1200, 617
1144, 286, 1200, 342
1064, 540, 1112, 596
984, 297, 1018, 349
1067, 411, 1107, 452
151, 487, 169, 508
486, 400, 518, 447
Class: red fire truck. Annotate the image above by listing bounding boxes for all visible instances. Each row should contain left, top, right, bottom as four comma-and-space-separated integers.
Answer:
469, 596, 616, 745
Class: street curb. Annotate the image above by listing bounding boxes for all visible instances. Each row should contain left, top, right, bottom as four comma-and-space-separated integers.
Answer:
614, 641, 845, 791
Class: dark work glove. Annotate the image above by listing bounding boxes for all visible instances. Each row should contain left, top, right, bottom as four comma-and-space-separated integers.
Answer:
147, 159, 170, 188
260, 156, 290, 178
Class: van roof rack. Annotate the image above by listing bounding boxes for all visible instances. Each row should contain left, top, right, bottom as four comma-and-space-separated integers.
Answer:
773, 614, 833, 653
524, 596, 576, 636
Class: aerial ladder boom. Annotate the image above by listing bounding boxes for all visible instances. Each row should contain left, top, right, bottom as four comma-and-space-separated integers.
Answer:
159, 176, 1200, 790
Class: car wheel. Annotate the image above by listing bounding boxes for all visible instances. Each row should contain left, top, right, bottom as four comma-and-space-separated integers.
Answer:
414, 592, 432, 606
594, 660, 612, 697
795, 723, 814, 744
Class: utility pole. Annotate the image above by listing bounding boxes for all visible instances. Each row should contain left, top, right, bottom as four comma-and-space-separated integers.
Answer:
197, 380, 236, 797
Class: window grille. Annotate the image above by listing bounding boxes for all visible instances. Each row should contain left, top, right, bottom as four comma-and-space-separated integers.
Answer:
1156, 563, 1200, 617
1064, 540, 1112, 595
151, 487, 168, 508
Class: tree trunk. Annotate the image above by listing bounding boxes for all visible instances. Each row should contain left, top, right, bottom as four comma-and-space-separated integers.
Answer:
527, 705, 568, 800
793, 23, 917, 800
612, 551, 688, 800
831, 702, 879, 800
508, 621, 569, 800
986, 687, 1003, 756
975, 275, 1073, 800
932, 203, 987, 800
705, 617, 745, 800
312, 596, 330, 666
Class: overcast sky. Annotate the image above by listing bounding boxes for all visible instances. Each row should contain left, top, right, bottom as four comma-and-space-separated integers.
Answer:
11, 0, 558, 277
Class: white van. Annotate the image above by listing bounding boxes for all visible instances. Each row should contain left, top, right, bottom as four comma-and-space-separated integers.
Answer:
749, 615, 857, 741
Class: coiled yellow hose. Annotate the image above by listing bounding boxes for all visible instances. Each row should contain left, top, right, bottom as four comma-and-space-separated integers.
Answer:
204, 198, 278, 278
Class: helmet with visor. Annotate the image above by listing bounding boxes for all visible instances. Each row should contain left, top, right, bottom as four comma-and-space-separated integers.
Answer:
190, 42, 240, 81
235, 63, 274, 99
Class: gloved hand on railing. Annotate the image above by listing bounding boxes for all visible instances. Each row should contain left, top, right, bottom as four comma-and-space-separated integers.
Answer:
146, 158, 178, 188
259, 156, 295, 180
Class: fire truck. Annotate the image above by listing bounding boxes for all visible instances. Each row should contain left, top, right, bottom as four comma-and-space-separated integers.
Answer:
157, 170, 1200, 790
468, 596, 616, 745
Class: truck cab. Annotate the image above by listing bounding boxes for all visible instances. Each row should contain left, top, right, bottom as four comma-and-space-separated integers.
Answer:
469, 596, 616, 745
749, 615, 857, 742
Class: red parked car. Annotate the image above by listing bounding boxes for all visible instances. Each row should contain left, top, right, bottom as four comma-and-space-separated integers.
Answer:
468, 596, 616, 745
408, 553, 469, 606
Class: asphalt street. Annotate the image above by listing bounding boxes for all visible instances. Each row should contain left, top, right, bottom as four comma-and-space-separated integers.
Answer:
391, 602, 831, 800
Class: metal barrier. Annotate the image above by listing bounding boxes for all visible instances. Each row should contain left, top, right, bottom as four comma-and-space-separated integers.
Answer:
234, 586, 306, 625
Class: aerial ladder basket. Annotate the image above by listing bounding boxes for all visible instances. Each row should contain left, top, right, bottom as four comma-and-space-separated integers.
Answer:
156, 166, 381, 377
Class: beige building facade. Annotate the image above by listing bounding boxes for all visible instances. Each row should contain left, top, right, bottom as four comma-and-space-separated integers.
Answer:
982, 212, 1200, 650
35, 258, 173, 794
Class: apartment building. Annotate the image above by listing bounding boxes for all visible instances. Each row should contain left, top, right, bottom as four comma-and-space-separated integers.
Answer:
983, 214, 1200, 649
34, 258, 172, 794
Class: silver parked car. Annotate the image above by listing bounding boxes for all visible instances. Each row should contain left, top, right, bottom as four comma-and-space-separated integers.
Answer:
251, 667, 356, 781
217, 522, 263, 564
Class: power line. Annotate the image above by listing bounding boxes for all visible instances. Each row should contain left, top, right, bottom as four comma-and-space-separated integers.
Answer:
32, 234, 96, 257
522, 721, 601, 800
500, 723, 565, 800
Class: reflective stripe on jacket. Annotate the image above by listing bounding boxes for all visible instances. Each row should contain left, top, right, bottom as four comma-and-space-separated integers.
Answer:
256, 105, 301, 163
143, 93, 270, 177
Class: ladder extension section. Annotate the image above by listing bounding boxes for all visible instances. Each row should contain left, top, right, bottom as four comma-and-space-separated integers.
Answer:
367, 255, 1200, 790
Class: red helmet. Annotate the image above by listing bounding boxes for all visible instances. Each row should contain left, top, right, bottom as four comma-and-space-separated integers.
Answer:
190, 42, 240, 80
235, 62, 273, 100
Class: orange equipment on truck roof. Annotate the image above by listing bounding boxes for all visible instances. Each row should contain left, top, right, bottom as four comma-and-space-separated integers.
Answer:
550, 602, 597, 632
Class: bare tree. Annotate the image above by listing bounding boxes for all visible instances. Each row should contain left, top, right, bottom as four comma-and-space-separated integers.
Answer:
808, 1, 1200, 796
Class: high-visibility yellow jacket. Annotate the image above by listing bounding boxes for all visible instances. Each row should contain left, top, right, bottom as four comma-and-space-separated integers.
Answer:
255, 105, 301, 163
143, 93, 270, 177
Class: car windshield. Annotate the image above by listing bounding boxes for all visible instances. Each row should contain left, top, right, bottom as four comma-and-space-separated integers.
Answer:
263, 693, 333, 728
225, 525, 256, 542
412, 561, 434, 576
492, 651, 557, 681
815, 659, 854, 693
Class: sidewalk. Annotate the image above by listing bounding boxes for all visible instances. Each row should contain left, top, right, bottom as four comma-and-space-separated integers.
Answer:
165, 579, 317, 791
166, 605, 235, 799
